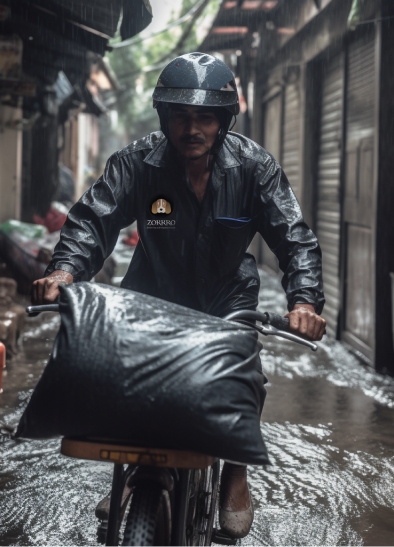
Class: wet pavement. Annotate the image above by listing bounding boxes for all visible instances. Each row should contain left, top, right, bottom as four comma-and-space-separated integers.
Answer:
1, 270, 394, 546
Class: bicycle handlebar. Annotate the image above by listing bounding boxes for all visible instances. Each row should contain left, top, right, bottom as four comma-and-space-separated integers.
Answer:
222, 310, 318, 352
223, 310, 290, 330
26, 304, 60, 316
26, 305, 318, 351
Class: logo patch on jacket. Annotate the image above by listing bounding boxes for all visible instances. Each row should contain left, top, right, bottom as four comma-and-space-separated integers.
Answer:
148, 197, 175, 228
151, 197, 172, 215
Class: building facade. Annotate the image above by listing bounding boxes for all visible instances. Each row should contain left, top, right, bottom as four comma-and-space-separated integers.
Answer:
202, 0, 394, 373
0, 0, 152, 221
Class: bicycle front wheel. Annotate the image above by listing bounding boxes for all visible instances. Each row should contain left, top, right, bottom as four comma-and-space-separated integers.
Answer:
122, 484, 171, 546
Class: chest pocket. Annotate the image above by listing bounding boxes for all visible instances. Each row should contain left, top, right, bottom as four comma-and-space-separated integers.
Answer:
211, 217, 252, 277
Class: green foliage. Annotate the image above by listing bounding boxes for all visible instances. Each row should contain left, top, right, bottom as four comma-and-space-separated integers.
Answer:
347, 0, 368, 30
107, 0, 220, 142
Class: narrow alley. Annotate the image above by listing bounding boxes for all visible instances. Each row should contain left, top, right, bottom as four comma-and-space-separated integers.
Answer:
1, 1, 394, 545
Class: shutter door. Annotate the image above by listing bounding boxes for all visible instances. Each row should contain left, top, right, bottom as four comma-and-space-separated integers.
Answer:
282, 83, 301, 201
346, 35, 375, 148
261, 93, 282, 272
343, 30, 376, 358
316, 53, 344, 336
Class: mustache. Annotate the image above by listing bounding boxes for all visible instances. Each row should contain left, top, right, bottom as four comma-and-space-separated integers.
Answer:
180, 135, 206, 144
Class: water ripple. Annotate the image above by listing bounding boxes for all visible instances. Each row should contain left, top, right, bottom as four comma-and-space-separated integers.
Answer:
258, 271, 394, 409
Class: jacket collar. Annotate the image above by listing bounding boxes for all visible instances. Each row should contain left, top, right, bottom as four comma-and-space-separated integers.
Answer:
143, 134, 168, 167
143, 134, 242, 169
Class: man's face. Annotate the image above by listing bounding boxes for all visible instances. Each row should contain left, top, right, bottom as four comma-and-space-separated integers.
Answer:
167, 104, 220, 160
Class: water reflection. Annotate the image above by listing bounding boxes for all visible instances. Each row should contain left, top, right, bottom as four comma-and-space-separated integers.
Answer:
246, 271, 394, 546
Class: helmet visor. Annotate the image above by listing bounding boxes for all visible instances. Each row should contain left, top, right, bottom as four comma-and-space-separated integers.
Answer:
153, 87, 239, 115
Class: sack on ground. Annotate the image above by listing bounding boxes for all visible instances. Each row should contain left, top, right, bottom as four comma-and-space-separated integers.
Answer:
16, 283, 269, 465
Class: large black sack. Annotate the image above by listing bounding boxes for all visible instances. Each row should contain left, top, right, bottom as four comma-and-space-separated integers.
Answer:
17, 283, 269, 465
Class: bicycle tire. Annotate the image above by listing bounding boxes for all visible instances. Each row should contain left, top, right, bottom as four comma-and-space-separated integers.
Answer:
122, 484, 171, 546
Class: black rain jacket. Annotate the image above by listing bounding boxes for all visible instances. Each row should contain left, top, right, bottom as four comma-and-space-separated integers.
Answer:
46, 131, 325, 317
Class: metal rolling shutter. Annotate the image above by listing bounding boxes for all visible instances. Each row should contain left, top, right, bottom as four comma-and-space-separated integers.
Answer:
343, 31, 376, 357
346, 35, 375, 149
261, 93, 282, 272
282, 83, 301, 201
316, 54, 344, 336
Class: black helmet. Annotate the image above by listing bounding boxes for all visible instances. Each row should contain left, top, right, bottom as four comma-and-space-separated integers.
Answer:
152, 53, 239, 153
153, 52, 239, 116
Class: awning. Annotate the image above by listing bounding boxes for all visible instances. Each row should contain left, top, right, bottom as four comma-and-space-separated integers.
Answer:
2, 0, 153, 55
30, 0, 153, 41
199, 0, 272, 52
0, 0, 153, 87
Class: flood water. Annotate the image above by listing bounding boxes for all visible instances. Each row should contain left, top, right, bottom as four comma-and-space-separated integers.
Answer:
1, 270, 394, 546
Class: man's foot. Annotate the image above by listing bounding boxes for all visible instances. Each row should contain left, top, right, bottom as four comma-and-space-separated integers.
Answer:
95, 491, 112, 521
219, 463, 253, 539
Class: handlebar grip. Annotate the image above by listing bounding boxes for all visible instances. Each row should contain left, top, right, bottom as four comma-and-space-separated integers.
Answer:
264, 312, 290, 332
26, 304, 60, 316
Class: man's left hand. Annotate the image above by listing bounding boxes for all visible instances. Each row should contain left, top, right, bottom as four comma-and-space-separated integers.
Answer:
284, 304, 326, 341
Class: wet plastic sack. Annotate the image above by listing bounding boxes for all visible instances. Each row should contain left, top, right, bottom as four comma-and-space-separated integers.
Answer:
17, 283, 269, 465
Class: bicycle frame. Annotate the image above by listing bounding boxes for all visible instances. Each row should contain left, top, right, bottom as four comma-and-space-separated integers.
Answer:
106, 464, 125, 545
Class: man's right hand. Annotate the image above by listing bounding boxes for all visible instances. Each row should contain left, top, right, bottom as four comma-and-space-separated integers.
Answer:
31, 270, 73, 305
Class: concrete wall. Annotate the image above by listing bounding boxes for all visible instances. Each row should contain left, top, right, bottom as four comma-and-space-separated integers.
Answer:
0, 104, 22, 223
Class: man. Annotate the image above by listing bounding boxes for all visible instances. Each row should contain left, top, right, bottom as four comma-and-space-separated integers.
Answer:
32, 53, 326, 538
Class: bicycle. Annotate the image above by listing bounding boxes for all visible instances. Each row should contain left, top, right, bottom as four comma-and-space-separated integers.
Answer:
26, 303, 318, 546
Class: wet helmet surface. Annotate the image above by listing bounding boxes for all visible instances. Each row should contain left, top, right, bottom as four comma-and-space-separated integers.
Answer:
153, 52, 240, 116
